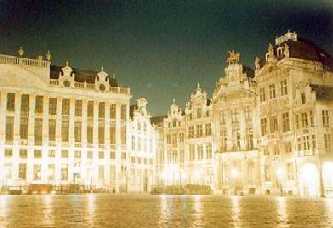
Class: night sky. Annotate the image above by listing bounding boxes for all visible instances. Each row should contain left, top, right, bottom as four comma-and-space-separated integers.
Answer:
1, 0, 333, 115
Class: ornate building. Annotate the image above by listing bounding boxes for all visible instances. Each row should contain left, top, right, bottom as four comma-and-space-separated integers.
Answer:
1, 31, 333, 197
160, 85, 215, 189
255, 31, 333, 197
157, 31, 333, 197
212, 51, 260, 195
162, 99, 186, 185
0, 49, 131, 192
184, 84, 214, 187
128, 98, 156, 192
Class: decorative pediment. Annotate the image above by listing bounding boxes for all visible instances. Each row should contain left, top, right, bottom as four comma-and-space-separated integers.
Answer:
168, 98, 182, 119
95, 66, 110, 92
59, 60, 74, 88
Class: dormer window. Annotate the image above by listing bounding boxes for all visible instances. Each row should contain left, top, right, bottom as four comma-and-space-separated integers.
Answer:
277, 47, 284, 57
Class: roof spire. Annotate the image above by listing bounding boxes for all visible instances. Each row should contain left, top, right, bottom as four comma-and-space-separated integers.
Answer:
46, 50, 52, 61
65, 60, 69, 67
197, 82, 200, 89
172, 98, 176, 104
101, 65, 104, 72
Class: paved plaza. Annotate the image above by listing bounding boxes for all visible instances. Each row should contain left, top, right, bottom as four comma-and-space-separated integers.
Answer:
0, 194, 332, 227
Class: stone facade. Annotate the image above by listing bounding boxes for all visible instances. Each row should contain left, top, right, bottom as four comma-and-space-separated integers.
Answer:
1, 31, 333, 197
128, 98, 156, 192
157, 31, 333, 197
0, 50, 131, 192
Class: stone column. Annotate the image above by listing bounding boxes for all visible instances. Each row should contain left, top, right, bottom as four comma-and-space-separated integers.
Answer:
115, 103, 121, 192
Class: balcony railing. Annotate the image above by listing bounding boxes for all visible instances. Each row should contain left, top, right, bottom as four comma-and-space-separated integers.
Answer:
0, 54, 50, 68
49, 79, 130, 95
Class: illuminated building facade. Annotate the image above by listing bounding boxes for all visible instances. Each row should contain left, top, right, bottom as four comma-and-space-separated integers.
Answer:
157, 31, 333, 197
162, 99, 186, 185
184, 85, 215, 187
0, 49, 131, 192
255, 31, 333, 197
212, 52, 260, 195
161, 85, 215, 189
128, 98, 156, 192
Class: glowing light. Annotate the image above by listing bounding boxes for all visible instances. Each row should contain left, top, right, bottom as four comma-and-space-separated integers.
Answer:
231, 196, 241, 228
162, 165, 180, 185
276, 166, 285, 180
193, 195, 203, 227
300, 163, 319, 197
323, 162, 333, 196
231, 169, 239, 179
276, 196, 288, 225
159, 195, 170, 226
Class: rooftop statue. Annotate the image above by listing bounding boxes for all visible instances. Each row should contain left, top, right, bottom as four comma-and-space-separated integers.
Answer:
226, 50, 240, 65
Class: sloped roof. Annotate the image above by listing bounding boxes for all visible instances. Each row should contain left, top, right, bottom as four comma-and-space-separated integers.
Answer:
275, 38, 333, 71
50, 65, 118, 86
310, 84, 333, 101
150, 115, 166, 126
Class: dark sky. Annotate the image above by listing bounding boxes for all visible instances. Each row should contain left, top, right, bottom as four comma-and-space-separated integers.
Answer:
1, 0, 333, 115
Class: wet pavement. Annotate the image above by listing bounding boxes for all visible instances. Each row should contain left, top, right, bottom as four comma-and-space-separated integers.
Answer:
0, 194, 332, 227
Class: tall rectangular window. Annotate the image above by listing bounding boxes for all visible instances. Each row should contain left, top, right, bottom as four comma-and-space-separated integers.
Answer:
188, 126, 194, 138
75, 100, 82, 116
261, 118, 267, 136
20, 117, 28, 140
49, 98, 57, 115
196, 124, 203, 137
48, 119, 56, 141
87, 126, 93, 144
21, 94, 29, 113
205, 123, 212, 136
189, 144, 195, 161
98, 102, 105, 118
62, 99, 70, 115
270, 116, 278, 133
5, 116, 14, 143
61, 165, 68, 181
34, 118, 43, 145
87, 101, 94, 118
61, 120, 69, 142
259, 88, 266, 102
324, 134, 332, 153
35, 96, 44, 113
301, 112, 308, 128
120, 104, 127, 120
269, 84, 276, 99
33, 164, 41, 180
280, 79, 288, 96
18, 163, 27, 180
6, 93, 15, 111
110, 104, 116, 119
74, 121, 81, 143
98, 126, 105, 145
282, 112, 290, 132
206, 144, 212, 159
110, 125, 116, 144
322, 110, 330, 127
120, 125, 126, 144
